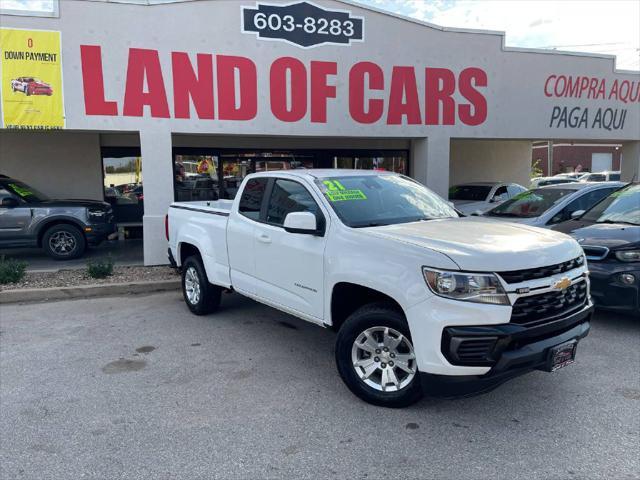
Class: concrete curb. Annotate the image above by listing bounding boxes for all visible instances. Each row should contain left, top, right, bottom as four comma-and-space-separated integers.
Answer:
0, 279, 181, 305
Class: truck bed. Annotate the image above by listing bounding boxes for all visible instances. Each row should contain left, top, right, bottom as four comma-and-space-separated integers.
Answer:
168, 200, 232, 287
170, 200, 233, 215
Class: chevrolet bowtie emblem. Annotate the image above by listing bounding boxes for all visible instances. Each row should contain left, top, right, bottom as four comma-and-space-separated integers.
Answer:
552, 277, 572, 291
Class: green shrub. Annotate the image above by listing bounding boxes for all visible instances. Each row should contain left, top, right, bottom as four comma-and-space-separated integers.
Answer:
0, 256, 28, 284
86, 256, 114, 279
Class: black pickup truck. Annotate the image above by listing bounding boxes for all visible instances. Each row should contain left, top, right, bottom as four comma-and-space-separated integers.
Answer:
0, 175, 116, 260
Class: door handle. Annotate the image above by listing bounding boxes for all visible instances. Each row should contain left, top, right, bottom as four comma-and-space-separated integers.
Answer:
257, 233, 272, 244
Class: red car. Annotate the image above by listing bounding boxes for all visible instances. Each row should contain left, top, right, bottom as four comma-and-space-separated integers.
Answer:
11, 77, 53, 96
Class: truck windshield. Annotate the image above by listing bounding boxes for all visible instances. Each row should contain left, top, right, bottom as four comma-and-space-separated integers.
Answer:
581, 184, 640, 226
4, 180, 49, 203
486, 188, 572, 218
315, 174, 458, 228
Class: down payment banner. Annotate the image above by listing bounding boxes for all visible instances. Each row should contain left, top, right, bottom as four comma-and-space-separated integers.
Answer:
0, 28, 65, 129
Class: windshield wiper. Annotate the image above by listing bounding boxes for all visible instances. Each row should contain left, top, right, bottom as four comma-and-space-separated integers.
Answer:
596, 219, 640, 226
486, 212, 523, 218
352, 222, 389, 228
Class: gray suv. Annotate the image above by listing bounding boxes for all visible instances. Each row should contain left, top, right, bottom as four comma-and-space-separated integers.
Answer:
0, 175, 116, 260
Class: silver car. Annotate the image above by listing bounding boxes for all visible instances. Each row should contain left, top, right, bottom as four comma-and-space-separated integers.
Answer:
482, 182, 626, 228
449, 182, 527, 215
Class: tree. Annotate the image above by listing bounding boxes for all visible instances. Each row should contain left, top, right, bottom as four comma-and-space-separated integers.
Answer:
531, 159, 544, 178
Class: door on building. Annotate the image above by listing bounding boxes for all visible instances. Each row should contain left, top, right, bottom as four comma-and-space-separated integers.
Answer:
591, 153, 613, 172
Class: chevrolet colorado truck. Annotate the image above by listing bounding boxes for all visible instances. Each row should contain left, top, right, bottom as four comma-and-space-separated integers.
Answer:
167, 170, 593, 407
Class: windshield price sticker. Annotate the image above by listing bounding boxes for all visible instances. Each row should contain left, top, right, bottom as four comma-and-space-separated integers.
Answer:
242, 2, 364, 48
8, 183, 32, 198
322, 180, 367, 201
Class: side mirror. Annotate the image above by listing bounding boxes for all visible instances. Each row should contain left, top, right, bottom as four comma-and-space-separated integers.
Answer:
571, 209, 585, 219
1, 197, 19, 208
283, 211, 320, 235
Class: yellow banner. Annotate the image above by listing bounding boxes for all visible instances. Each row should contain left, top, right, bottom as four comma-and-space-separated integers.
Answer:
0, 28, 65, 129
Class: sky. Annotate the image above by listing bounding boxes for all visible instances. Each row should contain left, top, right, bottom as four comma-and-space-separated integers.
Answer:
355, 0, 640, 71
1, 0, 639, 71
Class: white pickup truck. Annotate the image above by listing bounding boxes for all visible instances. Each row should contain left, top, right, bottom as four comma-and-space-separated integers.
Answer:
167, 169, 593, 407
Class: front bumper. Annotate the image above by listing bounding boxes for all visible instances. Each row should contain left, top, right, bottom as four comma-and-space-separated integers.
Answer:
84, 222, 117, 245
420, 304, 592, 397
587, 260, 639, 314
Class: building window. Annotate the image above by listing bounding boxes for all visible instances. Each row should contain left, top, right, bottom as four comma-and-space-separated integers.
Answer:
1, 0, 59, 17
331, 153, 408, 174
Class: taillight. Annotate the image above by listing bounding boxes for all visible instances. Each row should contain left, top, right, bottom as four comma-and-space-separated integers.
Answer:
164, 214, 169, 241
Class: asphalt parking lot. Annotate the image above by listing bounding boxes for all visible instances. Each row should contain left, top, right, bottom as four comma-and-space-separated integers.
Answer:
1, 292, 638, 480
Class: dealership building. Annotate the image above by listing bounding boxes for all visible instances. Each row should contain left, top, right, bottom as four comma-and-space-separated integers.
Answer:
1, 0, 639, 265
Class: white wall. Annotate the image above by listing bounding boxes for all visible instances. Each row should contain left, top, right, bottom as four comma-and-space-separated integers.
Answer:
621, 141, 640, 182
0, 131, 104, 200
449, 139, 532, 187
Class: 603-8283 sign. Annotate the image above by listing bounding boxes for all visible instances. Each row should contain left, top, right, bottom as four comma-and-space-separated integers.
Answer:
242, 1, 364, 48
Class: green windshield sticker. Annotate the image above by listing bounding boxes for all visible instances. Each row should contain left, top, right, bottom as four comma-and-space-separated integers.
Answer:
323, 180, 347, 191
8, 183, 33, 198
326, 190, 367, 202
322, 180, 367, 201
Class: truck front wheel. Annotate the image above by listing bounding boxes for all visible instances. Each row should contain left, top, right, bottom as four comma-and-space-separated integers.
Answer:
181, 255, 221, 315
335, 304, 423, 408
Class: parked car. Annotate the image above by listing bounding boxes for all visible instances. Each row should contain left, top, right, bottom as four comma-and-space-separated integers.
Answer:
168, 169, 593, 407
579, 171, 621, 182
552, 183, 639, 315
448, 182, 526, 215
483, 182, 625, 228
554, 172, 586, 180
10, 76, 53, 96
530, 176, 579, 188
0, 175, 116, 259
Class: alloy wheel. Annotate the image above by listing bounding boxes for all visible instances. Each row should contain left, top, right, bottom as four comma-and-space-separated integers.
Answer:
49, 231, 76, 255
351, 326, 417, 392
184, 266, 201, 305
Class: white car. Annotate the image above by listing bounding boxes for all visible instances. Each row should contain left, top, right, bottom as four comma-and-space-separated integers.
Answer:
449, 182, 527, 215
168, 170, 593, 407
530, 176, 579, 189
579, 171, 621, 182
553, 172, 585, 180
484, 182, 626, 228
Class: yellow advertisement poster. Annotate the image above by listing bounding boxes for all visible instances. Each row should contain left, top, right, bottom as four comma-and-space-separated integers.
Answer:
0, 28, 65, 129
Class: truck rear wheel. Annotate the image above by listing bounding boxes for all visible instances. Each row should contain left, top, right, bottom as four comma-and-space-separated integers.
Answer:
335, 303, 423, 408
181, 255, 221, 315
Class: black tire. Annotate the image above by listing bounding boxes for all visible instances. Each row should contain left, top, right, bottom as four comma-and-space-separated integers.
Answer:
335, 303, 423, 408
42, 224, 86, 260
181, 255, 222, 315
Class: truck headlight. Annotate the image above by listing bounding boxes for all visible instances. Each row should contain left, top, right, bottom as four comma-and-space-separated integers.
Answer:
422, 268, 510, 305
615, 250, 640, 262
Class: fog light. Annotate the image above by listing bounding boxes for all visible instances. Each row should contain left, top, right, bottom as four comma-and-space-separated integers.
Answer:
84, 227, 93, 232
619, 273, 636, 285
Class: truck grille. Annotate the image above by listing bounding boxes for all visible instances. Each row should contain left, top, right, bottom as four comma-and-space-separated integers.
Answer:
511, 280, 588, 325
498, 256, 584, 284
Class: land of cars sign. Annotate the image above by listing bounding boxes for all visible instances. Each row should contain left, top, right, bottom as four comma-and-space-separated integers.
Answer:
79, 46, 488, 126
241, 1, 364, 48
